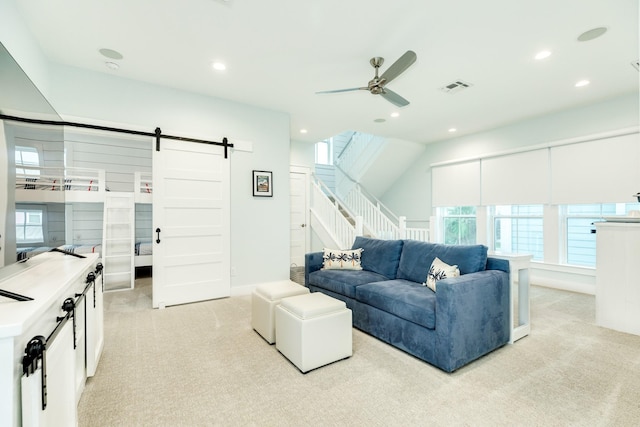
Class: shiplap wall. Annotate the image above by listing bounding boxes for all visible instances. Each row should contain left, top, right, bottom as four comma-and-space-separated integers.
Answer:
65, 130, 152, 192
67, 203, 104, 245
135, 203, 152, 242
65, 129, 153, 244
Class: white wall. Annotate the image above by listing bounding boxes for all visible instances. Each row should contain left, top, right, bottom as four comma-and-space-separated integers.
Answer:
0, 1, 52, 101
47, 64, 291, 291
290, 139, 314, 169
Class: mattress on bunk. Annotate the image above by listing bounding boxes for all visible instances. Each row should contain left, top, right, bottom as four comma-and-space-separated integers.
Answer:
16, 246, 51, 261
60, 244, 102, 255
135, 241, 153, 256
16, 177, 98, 191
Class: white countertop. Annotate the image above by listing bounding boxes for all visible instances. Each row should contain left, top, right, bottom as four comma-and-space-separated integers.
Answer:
0, 252, 99, 339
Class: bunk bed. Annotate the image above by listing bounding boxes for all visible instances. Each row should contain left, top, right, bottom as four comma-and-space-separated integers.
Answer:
15, 165, 106, 203
15, 167, 153, 270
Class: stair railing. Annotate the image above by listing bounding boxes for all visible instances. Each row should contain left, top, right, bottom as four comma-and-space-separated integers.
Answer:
310, 174, 362, 248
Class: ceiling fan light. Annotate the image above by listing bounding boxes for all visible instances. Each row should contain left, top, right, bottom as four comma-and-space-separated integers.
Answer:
575, 79, 590, 87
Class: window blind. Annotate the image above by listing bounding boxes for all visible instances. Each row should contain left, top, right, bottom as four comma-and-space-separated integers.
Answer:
432, 160, 480, 207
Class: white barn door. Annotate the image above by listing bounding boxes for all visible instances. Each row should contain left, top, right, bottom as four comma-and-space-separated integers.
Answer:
152, 139, 230, 308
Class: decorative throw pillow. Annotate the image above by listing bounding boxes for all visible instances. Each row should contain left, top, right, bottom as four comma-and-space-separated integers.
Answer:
424, 257, 460, 291
322, 248, 363, 270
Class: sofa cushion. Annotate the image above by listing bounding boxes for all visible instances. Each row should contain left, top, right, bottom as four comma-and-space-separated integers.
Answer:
351, 236, 403, 279
355, 280, 436, 330
322, 248, 363, 270
308, 269, 389, 299
397, 240, 488, 283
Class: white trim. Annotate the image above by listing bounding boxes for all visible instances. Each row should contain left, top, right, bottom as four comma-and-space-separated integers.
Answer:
530, 261, 596, 295
290, 164, 311, 262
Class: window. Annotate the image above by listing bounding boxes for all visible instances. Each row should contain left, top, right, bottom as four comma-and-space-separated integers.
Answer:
493, 205, 543, 260
315, 139, 333, 165
563, 203, 640, 267
16, 207, 45, 244
15, 146, 40, 175
440, 206, 476, 245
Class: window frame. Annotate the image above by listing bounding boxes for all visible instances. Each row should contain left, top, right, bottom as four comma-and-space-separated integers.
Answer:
15, 205, 48, 246
491, 205, 544, 260
438, 206, 477, 245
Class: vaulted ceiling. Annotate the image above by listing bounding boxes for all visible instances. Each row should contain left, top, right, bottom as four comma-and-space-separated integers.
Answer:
13, 0, 639, 144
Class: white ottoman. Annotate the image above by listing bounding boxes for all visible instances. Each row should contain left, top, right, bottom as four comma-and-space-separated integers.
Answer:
275, 292, 352, 373
252, 280, 310, 344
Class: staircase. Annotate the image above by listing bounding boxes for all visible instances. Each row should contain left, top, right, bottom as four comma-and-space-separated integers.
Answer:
310, 130, 430, 247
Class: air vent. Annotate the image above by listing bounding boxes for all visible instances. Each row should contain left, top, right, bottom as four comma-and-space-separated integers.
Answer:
439, 79, 473, 94
632, 60, 639, 72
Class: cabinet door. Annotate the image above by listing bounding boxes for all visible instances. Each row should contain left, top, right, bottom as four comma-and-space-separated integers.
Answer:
86, 271, 104, 377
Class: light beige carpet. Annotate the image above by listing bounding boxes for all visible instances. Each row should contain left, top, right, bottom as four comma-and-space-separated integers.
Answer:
78, 278, 640, 426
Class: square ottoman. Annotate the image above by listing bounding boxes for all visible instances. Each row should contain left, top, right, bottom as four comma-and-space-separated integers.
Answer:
275, 292, 352, 373
252, 280, 310, 344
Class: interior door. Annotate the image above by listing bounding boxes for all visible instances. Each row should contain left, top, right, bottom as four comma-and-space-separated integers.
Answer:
290, 167, 309, 267
152, 139, 230, 308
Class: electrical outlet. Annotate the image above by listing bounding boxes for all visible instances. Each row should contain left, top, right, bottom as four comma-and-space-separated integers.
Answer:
231, 267, 237, 276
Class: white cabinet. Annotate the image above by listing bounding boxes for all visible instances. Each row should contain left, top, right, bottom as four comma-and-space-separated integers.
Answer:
0, 252, 103, 427
595, 221, 640, 336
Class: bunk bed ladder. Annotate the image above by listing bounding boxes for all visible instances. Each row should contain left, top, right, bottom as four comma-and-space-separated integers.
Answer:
102, 192, 135, 291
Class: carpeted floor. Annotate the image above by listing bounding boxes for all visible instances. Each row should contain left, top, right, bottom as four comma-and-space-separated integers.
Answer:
77, 276, 640, 427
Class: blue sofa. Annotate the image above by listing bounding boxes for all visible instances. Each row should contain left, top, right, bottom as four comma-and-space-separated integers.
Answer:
304, 237, 511, 372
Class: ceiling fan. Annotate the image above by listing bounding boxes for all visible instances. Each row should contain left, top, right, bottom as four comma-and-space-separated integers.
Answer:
316, 50, 417, 107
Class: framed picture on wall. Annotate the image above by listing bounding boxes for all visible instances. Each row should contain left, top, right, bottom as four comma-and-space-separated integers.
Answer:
252, 170, 273, 197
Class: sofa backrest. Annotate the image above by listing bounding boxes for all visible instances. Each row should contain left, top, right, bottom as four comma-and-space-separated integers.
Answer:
396, 240, 488, 283
351, 236, 404, 279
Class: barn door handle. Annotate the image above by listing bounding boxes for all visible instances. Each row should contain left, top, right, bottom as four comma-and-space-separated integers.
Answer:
156, 228, 161, 244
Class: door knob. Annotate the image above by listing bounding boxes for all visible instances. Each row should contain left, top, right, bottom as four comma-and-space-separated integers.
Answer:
301, 224, 306, 228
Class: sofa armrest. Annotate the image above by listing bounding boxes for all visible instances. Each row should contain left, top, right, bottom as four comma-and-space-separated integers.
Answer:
435, 269, 510, 372
304, 252, 324, 287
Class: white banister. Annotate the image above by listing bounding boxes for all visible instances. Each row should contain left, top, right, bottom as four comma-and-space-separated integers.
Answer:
310, 175, 359, 248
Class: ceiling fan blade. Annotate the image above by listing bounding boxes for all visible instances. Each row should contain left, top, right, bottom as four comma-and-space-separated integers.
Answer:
316, 87, 367, 94
379, 50, 417, 85
380, 88, 410, 107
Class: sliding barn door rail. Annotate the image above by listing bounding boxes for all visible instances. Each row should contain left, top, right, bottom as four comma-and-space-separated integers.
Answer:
0, 114, 233, 158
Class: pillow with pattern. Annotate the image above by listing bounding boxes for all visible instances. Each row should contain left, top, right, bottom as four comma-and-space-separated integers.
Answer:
424, 257, 460, 291
322, 248, 363, 270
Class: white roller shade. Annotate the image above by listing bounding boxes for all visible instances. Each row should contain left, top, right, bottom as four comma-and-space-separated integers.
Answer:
432, 160, 480, 207
481, 149, 550, 205
550, 133, 640, 204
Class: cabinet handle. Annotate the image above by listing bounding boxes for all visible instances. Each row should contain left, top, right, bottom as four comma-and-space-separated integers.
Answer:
156, 228, 161, 244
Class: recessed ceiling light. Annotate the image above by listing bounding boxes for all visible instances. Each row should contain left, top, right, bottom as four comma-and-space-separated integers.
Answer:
575, 79, 590, 87
99, 48, 123, 60
390, 112, 400, 118
374, 118, 386, 123
534, 50, 552, 60
105, 61, 120, 70
300, 129, 308, 134
577, 27, 607, 42
448, 128, 457, 133
212, 62, 226, 71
